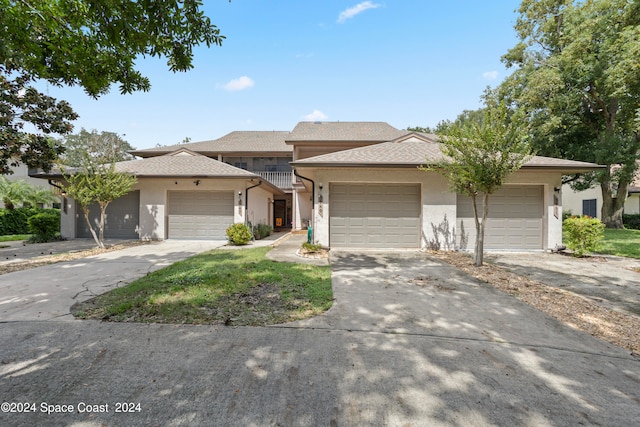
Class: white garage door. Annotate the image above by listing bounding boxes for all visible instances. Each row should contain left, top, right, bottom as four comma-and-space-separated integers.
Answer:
167, 191, 234, 239
76, 191, 139, 239
456, 185, 543, 250
330, 183, 421, 248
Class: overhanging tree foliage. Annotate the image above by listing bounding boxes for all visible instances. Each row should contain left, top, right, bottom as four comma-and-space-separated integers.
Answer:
499, 0, 640, 228
1, 0, 224, 173
427, 101, 532, 266
61, 163, 137, 249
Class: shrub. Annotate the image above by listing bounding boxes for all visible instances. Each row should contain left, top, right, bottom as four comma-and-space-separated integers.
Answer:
623, 214, 640, 230
301, 242, 323, 253
562, 210, 573, 222
0, 207, 40, 235
27, 211, 60, 241
253, 223, 273, 240
563, 216, 605, 257
226, 223, 253, 245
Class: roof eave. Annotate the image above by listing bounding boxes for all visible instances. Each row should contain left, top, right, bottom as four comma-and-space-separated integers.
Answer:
520, 165, 606, 173
291, 162, 427, 168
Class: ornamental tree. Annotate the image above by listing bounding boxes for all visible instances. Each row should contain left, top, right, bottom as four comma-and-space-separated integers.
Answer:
427, 100, 532, 266
61, 163, 137, 248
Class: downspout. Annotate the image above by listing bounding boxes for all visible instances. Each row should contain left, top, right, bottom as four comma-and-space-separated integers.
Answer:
49, 179, 67, 214
245, 180, 262, 225
293, 169, 315, 243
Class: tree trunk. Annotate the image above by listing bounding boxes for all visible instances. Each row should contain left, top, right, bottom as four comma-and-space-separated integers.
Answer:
470, 193, 488, 267
473, 193, 489, 266
98, 202, 108, 247
82, 208, 104, 249
600, 170, 628, 229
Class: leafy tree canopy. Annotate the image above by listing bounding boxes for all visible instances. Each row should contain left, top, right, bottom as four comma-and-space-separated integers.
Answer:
409, 108, 486, 135
1, 0, 224, 174
498, 0, 640, 227
427, 100, 532, 266
60, 129, 135, 167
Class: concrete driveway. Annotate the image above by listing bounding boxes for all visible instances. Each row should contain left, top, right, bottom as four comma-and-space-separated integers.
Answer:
0, 240, 227, 321
0, 250, 639, 426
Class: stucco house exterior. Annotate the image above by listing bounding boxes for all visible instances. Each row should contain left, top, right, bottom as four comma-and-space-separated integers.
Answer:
562, 164, 640, 218
32, 121, 601, 250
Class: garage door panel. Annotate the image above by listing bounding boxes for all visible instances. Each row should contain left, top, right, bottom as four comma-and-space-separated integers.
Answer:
456, 186, 543, 249
330, 184, 420, 248
76, 191, 139, 239
167, 191, 233, 239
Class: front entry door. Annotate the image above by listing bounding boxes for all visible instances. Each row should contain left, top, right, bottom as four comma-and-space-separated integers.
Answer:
274, 200, 287, 229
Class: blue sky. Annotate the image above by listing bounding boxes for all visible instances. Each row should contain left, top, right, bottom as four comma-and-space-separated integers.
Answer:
40, 0, 522, 150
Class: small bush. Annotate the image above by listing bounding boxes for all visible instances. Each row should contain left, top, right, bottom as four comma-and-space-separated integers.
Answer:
562, 210, 573, 222
27, 211, 60, 242
0, 207, 39, 235
623, 214, 640, 230
563, 216, 605, 257
301, 242, 323, 253
253, 223, 273, 240
226, 223, 253, 245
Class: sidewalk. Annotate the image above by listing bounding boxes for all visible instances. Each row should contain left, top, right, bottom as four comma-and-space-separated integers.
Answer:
266, 232, 329, 266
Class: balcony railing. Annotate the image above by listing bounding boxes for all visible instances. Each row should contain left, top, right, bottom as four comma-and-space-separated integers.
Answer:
255, 171, 293, 189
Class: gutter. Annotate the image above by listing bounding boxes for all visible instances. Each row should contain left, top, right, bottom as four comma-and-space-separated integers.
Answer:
245, 180, 262, 224
293, 169, 315, 243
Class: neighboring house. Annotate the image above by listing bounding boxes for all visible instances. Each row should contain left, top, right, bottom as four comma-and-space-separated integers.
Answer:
562, 163, 640, 218
31, 121, 601, 250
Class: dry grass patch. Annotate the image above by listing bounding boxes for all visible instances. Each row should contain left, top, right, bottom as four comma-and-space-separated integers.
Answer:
433, 251, 640, 355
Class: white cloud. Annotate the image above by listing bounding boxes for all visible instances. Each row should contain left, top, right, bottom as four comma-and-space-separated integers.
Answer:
222, 76, 255, 91
337, 1, 381, 24
303, 110, 328, 121
482, 71, 499, 80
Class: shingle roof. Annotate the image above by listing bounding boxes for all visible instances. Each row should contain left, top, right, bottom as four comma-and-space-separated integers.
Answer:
115, 149, 259, 177
286, 121, 406, 142
291, 133, 603, 172
131, 131, 291, 157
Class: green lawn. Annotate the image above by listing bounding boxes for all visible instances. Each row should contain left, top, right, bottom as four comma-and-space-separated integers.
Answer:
73, 246, 333, 326
0, 234, 31, 242
596, 228, 640, 259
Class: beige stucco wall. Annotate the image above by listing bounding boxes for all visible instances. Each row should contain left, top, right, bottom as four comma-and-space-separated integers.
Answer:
562, 185, 640, 217
561, 184, 602, 218
293, 167, 564, 251
60, 196, 76, 239
246, 186, 272, 227
625, 194, 640, 215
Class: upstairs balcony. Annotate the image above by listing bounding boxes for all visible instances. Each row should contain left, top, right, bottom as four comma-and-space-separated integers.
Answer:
255, 171, 293, 190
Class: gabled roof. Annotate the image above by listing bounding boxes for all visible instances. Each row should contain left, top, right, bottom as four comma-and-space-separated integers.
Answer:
286, 121, 406, 143
130, 131, 292, 158
291, 134, 603, 172
115, 148, 260, 177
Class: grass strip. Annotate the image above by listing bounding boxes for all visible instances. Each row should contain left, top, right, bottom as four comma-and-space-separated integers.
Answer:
73, 247, 333, 326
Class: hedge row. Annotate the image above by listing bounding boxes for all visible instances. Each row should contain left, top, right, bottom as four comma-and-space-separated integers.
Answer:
0, 208, 60, 235
623, 214, 640, 230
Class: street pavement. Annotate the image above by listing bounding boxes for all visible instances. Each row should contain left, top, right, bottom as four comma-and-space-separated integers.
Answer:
0, 238, 638, 426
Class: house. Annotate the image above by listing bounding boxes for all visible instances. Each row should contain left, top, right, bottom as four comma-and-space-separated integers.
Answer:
562, 164, 640, 218
31, 121, 601, 250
